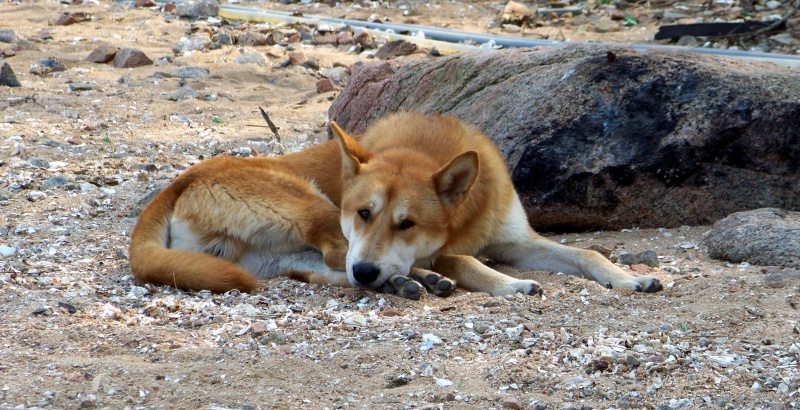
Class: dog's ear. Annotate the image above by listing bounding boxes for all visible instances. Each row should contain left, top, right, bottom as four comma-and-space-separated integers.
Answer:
331, 121, 372, 181
434, 151, 479, 212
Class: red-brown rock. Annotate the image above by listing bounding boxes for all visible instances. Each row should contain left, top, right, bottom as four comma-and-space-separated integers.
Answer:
86, 45, 118, 64
316, 78, 336, 94
112, 48, 153, 68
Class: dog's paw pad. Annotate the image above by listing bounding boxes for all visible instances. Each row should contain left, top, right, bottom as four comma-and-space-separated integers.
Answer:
410, 271, 456, 298
379, 274, 422, 300
510, 279, 543, 296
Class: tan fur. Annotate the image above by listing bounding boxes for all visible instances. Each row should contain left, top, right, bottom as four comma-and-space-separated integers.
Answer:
130, 112, 662, 296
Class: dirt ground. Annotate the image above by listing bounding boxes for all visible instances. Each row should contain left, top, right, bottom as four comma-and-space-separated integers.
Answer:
1, 1, 799, 409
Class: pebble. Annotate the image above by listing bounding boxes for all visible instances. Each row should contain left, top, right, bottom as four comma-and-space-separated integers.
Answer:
29, 58, 66, 75
316, 78, 336, 94
173, 66, 209, 78
175, 0, 220, 18
171, 86, 199, 101
0, 29, 17, 44
0, 62, 22, 87
374, 39, 417, 60
593, 20, 621, 33
618, 249, 659, 267
0, 245, 16, 257
173, 35, 211, 53
43, 175, 68, 189
55, 14, 80, 26
319, 67, 350, 85
212, 32, 233, 45
69, 83, 97, 92
502, 397, 523, 409
238, 32, 269, 46
0, 189, 13, 201
235, 52, 268, 66
30, 158, 51, 169
113, 48, 153, 68
288, 51, 308, 66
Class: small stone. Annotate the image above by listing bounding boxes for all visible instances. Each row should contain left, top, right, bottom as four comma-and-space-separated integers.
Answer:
593, 20, 621, 33
69, 83, 97, 92
0, 189, 14, 201
625, 354, 640, 368
0, 245, 16, 257
235, 52, 268, 66
27, 191, 47, 202
374, 39, 417, 60
433, 392, 455, 402
474, 322, 491, 334
43, 175, 68, 188
314, 33, 338, 46
319, 67, 350, 85
170, 86, 199, 101
677, 35, 699, 47
618, 250, 659, 267
336, 31, 354, 45
173, 66, 209, 78
135, 0, 157, 6
30, 158, 51, 169
585, 244, 613, 258
0, 29, 18, 44
316, 78, 336, 94
502, 397, 523, 409
0, 62, 21, 87
172, 35, 211, 53
86, 45, 118, 63
766, 0, 781, 9
238, 32, 268, 46
55, 14, 80, 26
113, 48, 153, 68
212, 32, 232, 45
763, 269, 800, 288
175, 0, 220, 18
30, 59, 67, 75
164, 2, 176, 13
288, 51, 308, 66
268, 331, 286, 345
57, 302, 77, 314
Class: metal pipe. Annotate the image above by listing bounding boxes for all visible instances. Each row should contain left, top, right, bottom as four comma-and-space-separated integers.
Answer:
209, 3, 800, 68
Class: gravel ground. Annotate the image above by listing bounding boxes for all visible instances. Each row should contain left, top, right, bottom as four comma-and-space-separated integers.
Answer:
1, 1, 799, 409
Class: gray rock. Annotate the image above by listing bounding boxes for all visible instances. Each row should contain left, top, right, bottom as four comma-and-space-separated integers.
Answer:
593, 20, 620, 33
0, 29, 17, 43
763, 269, 800, 288
69, 83, 97, 92
234, 52, 268, 66
329, 46, 800, 230
30, 158, 50, 169
237, 32, 268, 47
29, 59, 67, 75
173, 66, 209, 78
175, 0, 219, 18
172, 34, 212, 53
0, 62, 21, 87
212, 32, 233, 45
618, 250, 659, 267
706, 208, 800, 268
320, 66, 350, 85
0, 188, 13, 201
170, 86, 199, 101
43, 175, 68, 188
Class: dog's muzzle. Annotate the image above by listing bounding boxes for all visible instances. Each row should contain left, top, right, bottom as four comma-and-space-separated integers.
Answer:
352, 261, 381, 286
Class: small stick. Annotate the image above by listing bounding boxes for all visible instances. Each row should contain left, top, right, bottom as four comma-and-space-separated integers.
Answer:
259, 106, 281, 143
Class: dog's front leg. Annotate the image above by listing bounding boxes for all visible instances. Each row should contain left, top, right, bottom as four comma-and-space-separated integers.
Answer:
485, 230, 663, 293
432, 255, 542, 297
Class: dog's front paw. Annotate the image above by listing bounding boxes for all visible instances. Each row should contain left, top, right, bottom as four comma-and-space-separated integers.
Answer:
492, 279, 543, 297
606, 276, 663, 293
378, 274, 422, 300
409, 270, 456, 298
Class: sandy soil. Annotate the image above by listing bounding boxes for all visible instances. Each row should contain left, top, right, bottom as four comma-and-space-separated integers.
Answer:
1, 1, 799, 409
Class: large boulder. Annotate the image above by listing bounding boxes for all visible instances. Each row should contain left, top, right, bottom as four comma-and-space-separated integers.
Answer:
329, 45, 800, 231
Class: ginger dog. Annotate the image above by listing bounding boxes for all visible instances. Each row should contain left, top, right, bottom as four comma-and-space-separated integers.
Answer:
129, 112, 662, 299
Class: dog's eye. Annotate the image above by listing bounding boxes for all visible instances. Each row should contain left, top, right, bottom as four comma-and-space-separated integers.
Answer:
357, 209, 371, 221
398, 219, 415, 230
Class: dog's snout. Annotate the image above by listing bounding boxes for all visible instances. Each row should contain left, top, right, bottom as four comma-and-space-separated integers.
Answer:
352, 262, 381, 285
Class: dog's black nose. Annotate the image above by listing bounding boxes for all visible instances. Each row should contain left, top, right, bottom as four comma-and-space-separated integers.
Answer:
352, 262, 381, 285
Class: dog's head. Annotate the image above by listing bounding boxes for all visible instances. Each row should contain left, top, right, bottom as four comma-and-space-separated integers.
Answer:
330, 120, 479, 289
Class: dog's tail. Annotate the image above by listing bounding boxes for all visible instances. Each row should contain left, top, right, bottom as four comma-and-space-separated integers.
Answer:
129, 176, 259, 293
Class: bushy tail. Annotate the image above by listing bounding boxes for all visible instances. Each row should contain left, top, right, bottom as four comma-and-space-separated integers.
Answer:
129, 180, 259, 293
